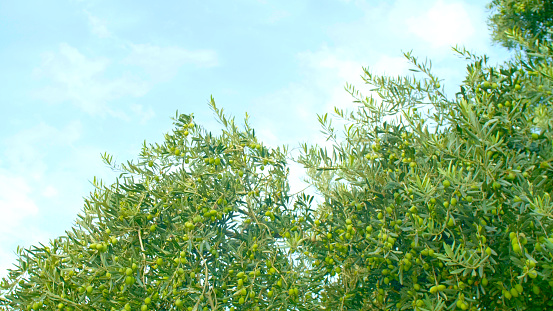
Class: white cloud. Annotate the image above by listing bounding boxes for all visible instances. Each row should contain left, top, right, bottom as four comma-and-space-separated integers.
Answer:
4, 121, 82, 178
326, 0, 493, 62
0, 171, 39, 235
0, 120, 114, 279
33, 43, 150, 117
31, 11, 219, 119
404, 0, 475, 49
130, 104, 156, 124
295, 47, 409, 114
0, 222, 52, 280
123, 43, 219, 81
85, 11, 112, 38
370, 54, 411, 77
0, 247, 16, 279
0, 168, 55, 279
266, 10, 291, 24
36, 43, 108, 83
296, 46, 367, 113
297, 46, 363, 81
42, 185, 59, 198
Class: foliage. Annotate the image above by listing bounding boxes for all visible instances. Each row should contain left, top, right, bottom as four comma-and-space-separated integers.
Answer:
0, 99, 317, 311
487, 0, 553, 50
298, 20, 553, 311
3, 2, 553, 311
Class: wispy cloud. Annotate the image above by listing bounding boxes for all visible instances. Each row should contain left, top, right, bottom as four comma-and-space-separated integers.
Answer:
4, 120, 82, 177
296, 45, 369, 113
0, 169, 51, 279
0, 120, 114, 278
266, 9, 291, 24
85, 11, 112, 39
0, 171, 39, 235
404, 0, 476, 49
130, 103, 156, 124
32, 43, 149, 117
123, 43, 219, 81
42, 185, 59, 198
31, 40, 218, 119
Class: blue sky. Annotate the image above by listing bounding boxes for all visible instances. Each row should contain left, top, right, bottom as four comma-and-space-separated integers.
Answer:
0, 0, 512, 277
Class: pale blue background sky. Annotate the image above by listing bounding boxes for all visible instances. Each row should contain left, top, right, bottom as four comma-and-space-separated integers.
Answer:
0, 0, 511, 277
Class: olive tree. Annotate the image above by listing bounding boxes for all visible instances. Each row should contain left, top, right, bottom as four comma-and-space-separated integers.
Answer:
3, 1, 553, 310
297, 23, 553, 311
0, 100, 317, 311
487, 0, 553, 50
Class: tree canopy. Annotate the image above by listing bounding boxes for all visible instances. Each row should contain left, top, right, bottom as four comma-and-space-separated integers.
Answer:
2, 1, 553, 311
487, 0, 553, 50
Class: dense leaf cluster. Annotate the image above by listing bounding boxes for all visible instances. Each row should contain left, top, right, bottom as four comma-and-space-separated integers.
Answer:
488, 0, 553, 50
298, 42, 553, 310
